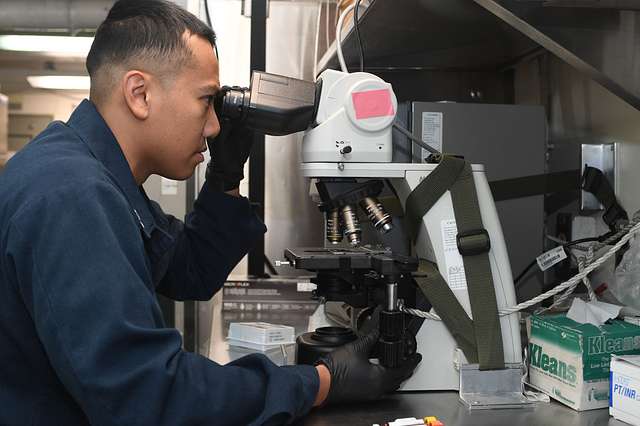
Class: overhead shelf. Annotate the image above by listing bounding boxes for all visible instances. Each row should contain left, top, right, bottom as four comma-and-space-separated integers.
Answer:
475, 0, 640, 110
319, 0, 640, 110
317, 0, 540, 73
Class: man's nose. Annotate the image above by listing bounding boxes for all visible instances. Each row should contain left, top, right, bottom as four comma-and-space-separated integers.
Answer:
204, 104, 221, 138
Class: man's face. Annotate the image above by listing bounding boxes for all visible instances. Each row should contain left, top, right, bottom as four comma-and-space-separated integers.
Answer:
146, 33, 220, 180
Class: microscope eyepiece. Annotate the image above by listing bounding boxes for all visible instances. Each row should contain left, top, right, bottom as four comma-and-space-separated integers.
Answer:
215, 86, 250, 122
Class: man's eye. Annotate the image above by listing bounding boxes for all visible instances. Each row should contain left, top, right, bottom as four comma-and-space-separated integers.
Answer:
202, 95, 214, 106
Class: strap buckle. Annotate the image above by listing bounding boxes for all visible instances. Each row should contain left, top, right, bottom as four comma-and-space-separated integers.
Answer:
457, 229, 491, 256
603, 202, 628, 228
581, 166, 602, 192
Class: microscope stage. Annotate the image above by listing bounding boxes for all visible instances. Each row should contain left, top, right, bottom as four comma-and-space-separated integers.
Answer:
284, 247, 418, 275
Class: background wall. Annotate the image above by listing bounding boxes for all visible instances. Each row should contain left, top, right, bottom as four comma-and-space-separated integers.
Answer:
515, 55, 640, 218
2, 91, 87, 165
201, 0, 325, 277
199, 0, 252, 278
7, 91, 87, 121
264, 1, 324, 275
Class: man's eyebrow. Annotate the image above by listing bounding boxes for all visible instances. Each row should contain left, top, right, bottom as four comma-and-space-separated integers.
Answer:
199, 84, 220, 95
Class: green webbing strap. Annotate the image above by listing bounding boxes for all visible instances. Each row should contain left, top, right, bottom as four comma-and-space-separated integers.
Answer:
414, 261, 478, 363
405, 156, 465, 243
450, 161, 504, 370
405, 156, 505, 370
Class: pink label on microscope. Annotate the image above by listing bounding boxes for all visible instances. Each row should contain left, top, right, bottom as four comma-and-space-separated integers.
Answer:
351, 89, 395, 120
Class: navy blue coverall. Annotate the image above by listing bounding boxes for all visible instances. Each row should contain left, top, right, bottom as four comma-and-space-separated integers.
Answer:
0, 100, 319, 425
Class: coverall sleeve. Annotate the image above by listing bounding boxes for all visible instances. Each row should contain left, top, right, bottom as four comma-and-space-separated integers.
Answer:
8, 180, 318, 426
155, 180, 267, 301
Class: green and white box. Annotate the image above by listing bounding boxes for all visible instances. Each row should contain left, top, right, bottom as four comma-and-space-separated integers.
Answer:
527, 314, 640, 411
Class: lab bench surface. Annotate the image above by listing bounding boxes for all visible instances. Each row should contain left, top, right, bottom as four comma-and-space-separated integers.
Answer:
298, 391, 624, 426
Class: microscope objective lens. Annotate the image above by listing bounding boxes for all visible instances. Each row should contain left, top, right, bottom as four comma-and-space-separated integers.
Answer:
360, 197, 393, 234
326, 208, 343, 244
341, 205, 361, 246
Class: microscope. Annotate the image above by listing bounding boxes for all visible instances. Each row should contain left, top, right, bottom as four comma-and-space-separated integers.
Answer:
215, 69, 529, 407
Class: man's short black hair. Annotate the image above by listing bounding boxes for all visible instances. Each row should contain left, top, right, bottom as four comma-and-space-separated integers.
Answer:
86, 0, 216, 103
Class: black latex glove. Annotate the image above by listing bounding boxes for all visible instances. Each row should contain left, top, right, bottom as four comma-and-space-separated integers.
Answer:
318, 329, 421, 405
206, 117, 255, 192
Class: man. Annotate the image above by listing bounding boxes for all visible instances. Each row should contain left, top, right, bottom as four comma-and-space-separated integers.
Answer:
0, 1, 420, 425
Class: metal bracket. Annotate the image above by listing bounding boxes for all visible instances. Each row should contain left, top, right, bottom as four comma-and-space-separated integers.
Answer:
581, 143, 616, 211
459, 363, 535, 410
241, 0, 270, 18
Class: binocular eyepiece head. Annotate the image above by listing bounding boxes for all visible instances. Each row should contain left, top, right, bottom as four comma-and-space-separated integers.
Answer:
213, 71, 320, 136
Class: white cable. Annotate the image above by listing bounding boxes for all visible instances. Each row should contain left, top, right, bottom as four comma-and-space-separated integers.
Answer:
326, 0, 331, 51
335, 3, 354, 73
402, 307, 442, 321
313, 1, 323, 79
582, 248, 598, 301
538, 253, 593, 315
402, 221, 640, 321
336, 0, 346, 25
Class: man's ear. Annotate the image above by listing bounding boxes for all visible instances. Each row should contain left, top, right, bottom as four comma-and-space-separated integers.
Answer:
122, 70, 150, 120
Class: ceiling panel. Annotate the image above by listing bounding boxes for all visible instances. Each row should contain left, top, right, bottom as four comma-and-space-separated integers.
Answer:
0, 50, 87, 93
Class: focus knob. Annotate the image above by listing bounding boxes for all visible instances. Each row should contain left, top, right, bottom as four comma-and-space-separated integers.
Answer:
340, 146, 352, 155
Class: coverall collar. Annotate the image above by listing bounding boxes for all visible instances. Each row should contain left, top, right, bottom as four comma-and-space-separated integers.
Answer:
66, 99, 156, 237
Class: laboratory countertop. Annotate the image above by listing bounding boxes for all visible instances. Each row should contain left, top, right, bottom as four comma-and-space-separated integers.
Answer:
297, 391, 621, 426
205, 299, 627, 426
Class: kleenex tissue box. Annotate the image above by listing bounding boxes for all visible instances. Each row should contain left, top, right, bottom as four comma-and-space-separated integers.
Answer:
527, 314, 640, 411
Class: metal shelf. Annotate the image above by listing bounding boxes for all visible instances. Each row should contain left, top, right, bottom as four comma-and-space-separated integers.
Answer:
476, 0, 640, 110
317, 0, 539, 73
318, 0, 640, 110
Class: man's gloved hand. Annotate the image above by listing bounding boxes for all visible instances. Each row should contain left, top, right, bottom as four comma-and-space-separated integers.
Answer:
318, 329, 421, 405
206, 116, 255, 192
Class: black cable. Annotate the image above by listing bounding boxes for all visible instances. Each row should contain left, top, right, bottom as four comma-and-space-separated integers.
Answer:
353, 0, 364, 72
203, 0, 220, 59
566, 237, 603, 247
513, 259, 538, 287
514, 237, 601, 288
204, 0, 212, 27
